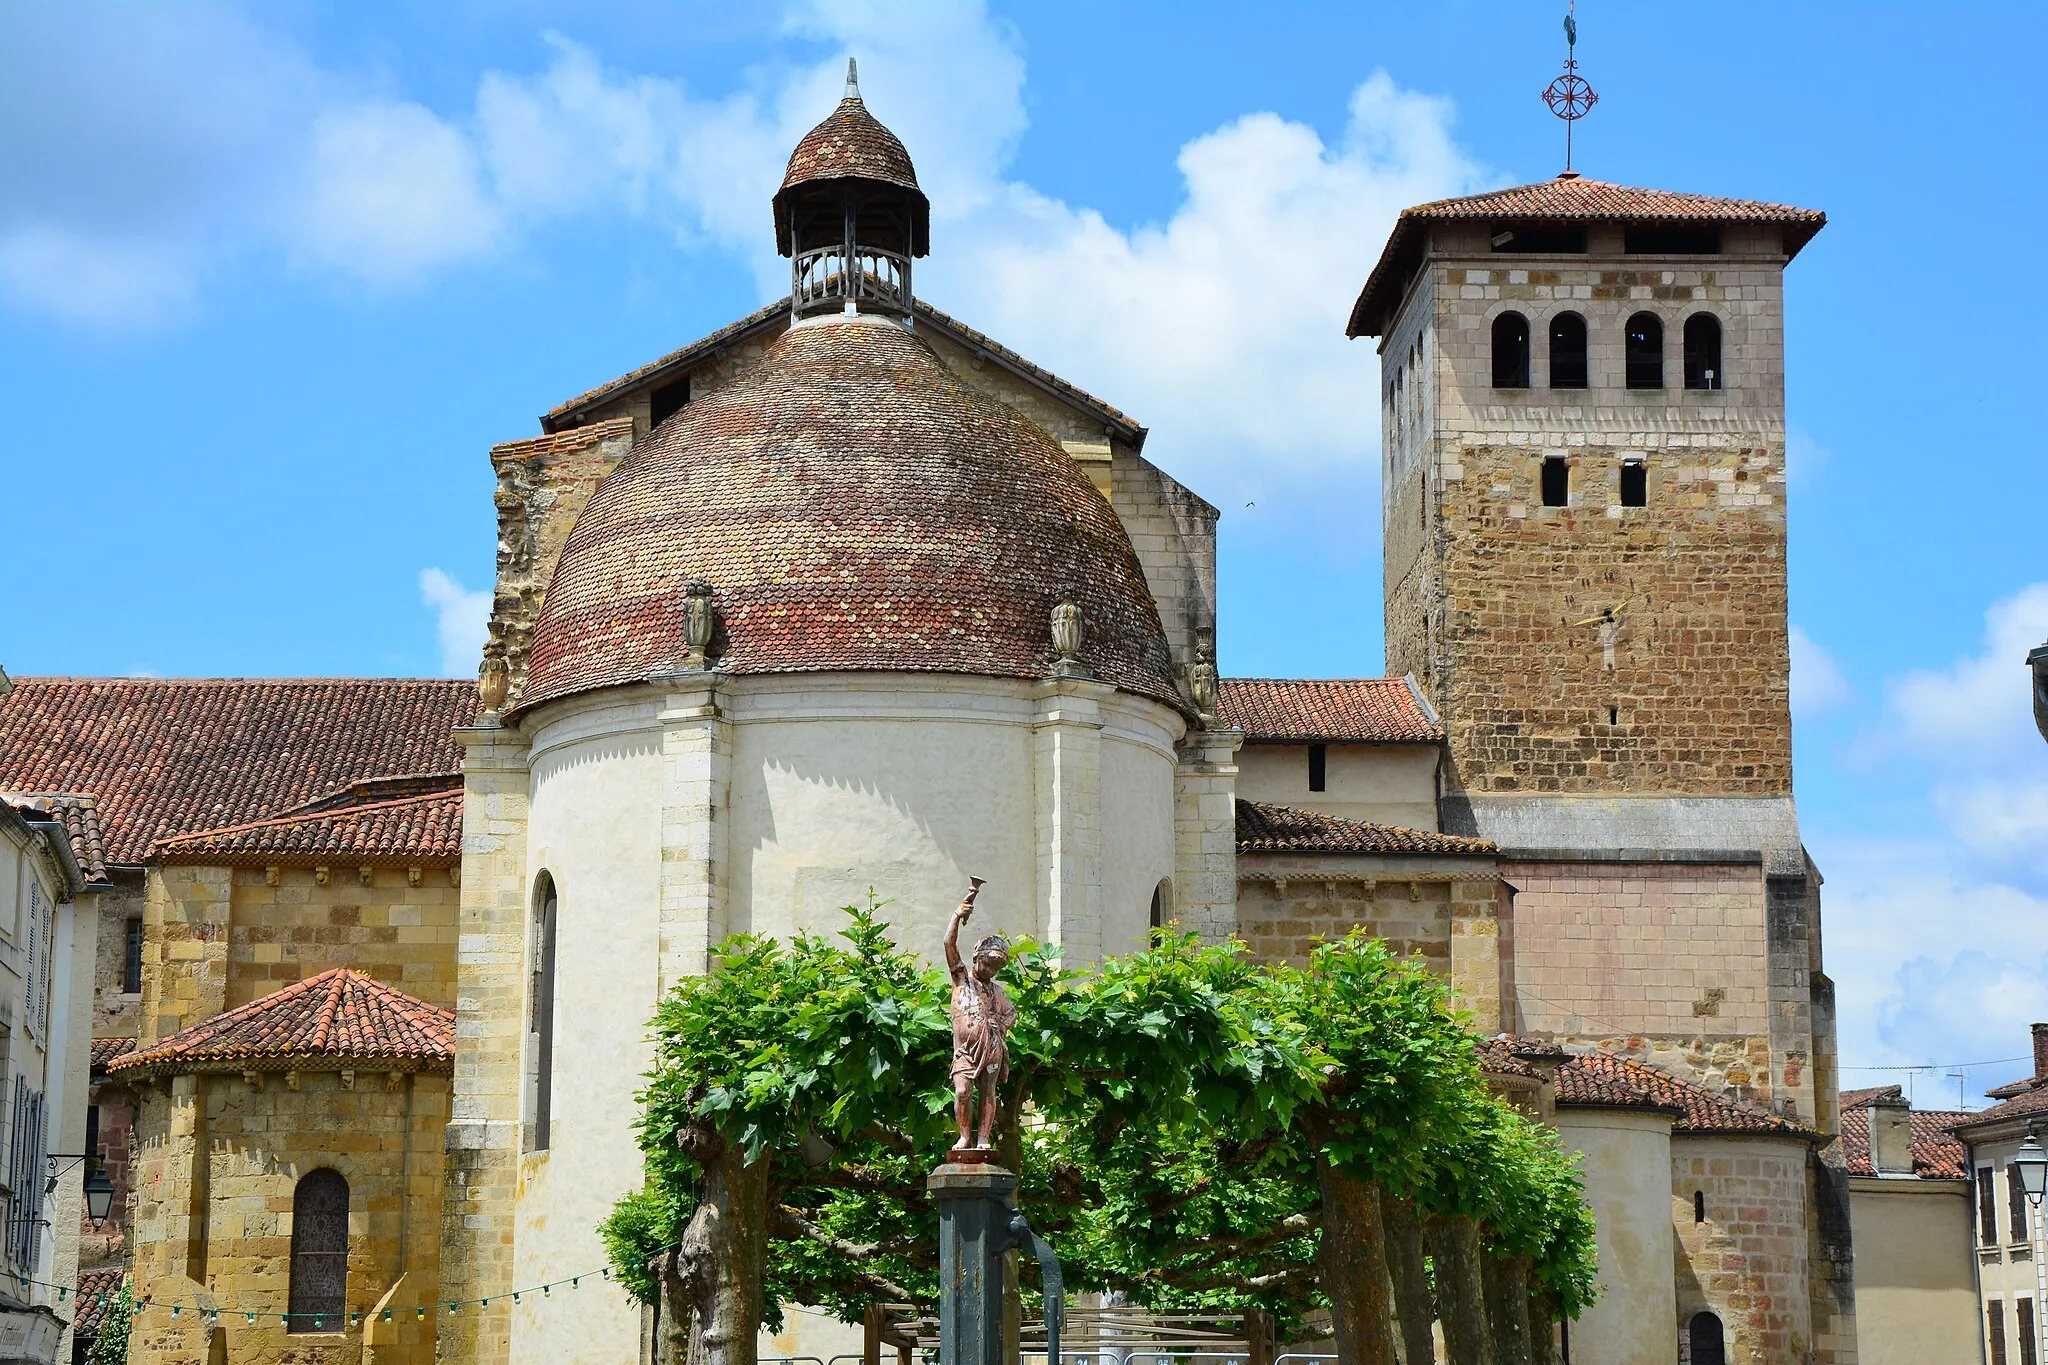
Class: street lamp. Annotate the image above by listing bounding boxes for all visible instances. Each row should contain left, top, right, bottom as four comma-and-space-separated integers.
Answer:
2013, 1128, 2048, 1365
44, 1154, 116, 1228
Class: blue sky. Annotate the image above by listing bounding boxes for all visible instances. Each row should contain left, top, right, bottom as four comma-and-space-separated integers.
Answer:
3, 1, 2045, 1101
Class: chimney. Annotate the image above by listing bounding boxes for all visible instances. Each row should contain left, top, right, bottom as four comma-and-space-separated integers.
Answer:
1869, 1090, 1914, 1176
2033, 1022, 2048, 1079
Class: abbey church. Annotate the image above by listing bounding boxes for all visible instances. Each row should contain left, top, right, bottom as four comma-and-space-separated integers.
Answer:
0, 71, 1849, 1365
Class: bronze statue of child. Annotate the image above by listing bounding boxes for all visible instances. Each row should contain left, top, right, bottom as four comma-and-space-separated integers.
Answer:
944, 878, 1015, 1151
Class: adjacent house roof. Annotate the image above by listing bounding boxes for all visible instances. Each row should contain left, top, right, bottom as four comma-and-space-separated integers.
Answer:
1217, 677, 1442, 744
91, 1037, 136, 1073
151, 785, 463, 866
0, 678, 473, 865
111, 968, 454, 1077
1836, 1087, 1968, 1180
1348, 176, 1827, 338
71, 1269, 124, 1339
518, 317, 1183, 717
1477, 1038, 1820, 1139
541, 297, 1145, 448
2, 792, 107, 882
1952, 1080, 2048, 1136
1235, 800, 1494, 858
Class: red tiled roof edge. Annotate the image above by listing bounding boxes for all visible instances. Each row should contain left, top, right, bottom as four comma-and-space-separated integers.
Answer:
111, 967, 454, 1077
148, 787, 463, 866
1348, 177, 1827, 338
1837, 1104, 1969, 1181
1218, 677, 1443, 744
91, 1037, 137, 1072
72, 1269, 125, 1337
2, 792, 109, 883
1236, 800, 1495, 857
1478, 1039, 1820, 1139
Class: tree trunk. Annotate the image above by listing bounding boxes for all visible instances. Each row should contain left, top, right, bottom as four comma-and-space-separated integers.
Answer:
1312, 1156, 1407, 1365
659, 1125, 770, 1365
1425, 1218, 1492, 1365
1480, 1253, 1532, 1365
1525, 1281, 1558, 1365
1380, 1195, 1437, 1365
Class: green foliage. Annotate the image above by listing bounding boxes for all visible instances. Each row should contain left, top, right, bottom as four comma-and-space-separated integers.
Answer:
91, 1279, 132, 1365
604, 906, 1600, 1329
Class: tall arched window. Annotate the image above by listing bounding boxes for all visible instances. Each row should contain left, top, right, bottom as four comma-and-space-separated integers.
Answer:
1548, 311, 1588, 388
287, 1169, 348, 1333
532, 876, 559, 1151
1688, 1310, 1727, 1365
1684, 313, 1723, 390
1491, 312, 1530, 388
1625, 312, 1664, 389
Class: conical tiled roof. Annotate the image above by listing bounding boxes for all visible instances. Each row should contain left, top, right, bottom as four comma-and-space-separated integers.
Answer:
112, 968, 454, 1077
772, 67, 929, 256
517, 317, 1182, 717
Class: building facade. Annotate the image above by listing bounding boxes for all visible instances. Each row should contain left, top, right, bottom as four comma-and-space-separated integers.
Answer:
0, 78, 1871, 1365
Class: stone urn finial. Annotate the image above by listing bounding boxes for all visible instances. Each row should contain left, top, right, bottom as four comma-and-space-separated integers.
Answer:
477, 654, 510, 715
1187, 628, 1219, 724
2031, 641, 2048, 744
1051, 594, 1086, 675
682, 580, 717, 671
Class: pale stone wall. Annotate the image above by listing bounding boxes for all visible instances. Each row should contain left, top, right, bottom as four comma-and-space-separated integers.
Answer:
128, 1069, 447, 1365
1554, 1109, 1677, 1365
1234, 743, 1439, 829
1234, 856, 1502, 1030
1848, 1179, 1975, 1365
1672, 1135, 1814, 1364
91, 872, 145, 1037
1172, 729, 1241, 943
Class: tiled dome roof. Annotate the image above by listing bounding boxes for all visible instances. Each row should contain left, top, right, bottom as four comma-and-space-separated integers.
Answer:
517, 317, 1182, 716
773, 76, 929, 256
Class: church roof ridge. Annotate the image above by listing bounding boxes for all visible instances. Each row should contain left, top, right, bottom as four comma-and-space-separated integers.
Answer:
111, 967, 454, 1078
149, 786, 463, 866
1217, 676, 1443, 743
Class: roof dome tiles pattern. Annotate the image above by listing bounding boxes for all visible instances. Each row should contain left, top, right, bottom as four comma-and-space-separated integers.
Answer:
519, 318, 1182, 715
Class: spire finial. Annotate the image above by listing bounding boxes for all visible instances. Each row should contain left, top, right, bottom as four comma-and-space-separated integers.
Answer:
845, 58, 861, 101
1542, 1, 1598, 177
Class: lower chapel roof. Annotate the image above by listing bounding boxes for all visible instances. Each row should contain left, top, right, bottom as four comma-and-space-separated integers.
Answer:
110, 968, 454, 1078
0, 677, 472, 865
1479, 1038, 1820, 1140
1235, 800, 1493, 857
1218, 677, 1442, 744
150, 782, 462, 866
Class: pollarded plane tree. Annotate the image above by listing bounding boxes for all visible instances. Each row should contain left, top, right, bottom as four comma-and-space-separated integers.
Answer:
602, 906, 1597, 1365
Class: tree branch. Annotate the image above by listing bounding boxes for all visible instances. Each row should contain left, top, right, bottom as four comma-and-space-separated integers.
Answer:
771, 1207, 919, 1303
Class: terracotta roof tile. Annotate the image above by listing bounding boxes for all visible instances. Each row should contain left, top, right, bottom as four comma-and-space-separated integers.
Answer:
1835, 1092, 1969, 1180
1235, 800, 1494, 857
518, 317, 1183, 717
111, 968, 454, 1077
91, 1037, 135, 1072
3, 791, 107, 882
774, 91, 928, 256
0, 678, 473, 865
151, 785, 462, 866
71, 1269, 123, 1337
1954, 1083, 2048, 1133
1349, 176, 1827, 337
1477, 1039, 1818, 1138
1218, 677, 1442, 743
541, 298, 1144, 449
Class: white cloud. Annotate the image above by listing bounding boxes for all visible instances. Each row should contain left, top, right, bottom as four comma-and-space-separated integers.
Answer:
419, 569, 491, 678
301, 104, 500, 281
1789, 625, 1849, 720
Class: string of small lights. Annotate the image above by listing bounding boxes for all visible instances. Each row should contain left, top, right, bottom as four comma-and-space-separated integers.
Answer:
12, 1244, 672, 1329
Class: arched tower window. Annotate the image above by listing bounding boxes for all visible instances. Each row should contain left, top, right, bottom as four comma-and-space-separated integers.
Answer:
1684, 314, 1723, 390
1548, 311, 1588, 388
1625, 312, 1664, 389
532, 875, 559, 1151
1693, 1190, 1706, 1223
287, 1169, 348, 1333
1688, 1310, 1726, 1365
1492, 312, 1531, 388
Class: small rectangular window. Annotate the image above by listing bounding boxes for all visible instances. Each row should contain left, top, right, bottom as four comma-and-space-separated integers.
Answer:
649, 374, 692, 428
2023, 1299, 2039, 1365
1624, 224, 1721, 254
1992, 1301, 2010, 1365
85, 1106, 100, 1162
1490, 224, 1587, 253
2014, 1165, 2033, 1245
1984, 1167, 2003, 1245
1541, 457, 1569, 508
1620, 461, 1647, 507
122, 918, 143, 994
1307, 744, 1327, 793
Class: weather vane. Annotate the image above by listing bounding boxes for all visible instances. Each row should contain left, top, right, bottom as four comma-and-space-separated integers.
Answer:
1542, 2, 1599, 177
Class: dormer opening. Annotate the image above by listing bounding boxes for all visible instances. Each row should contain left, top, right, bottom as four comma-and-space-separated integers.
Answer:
1490, 224, 1587, 254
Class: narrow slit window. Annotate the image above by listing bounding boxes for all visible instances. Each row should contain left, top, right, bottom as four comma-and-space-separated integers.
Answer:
122, 917, 143, 994
1684, 314, 1723, 390
532, 879, 559, 1152
1491, 312, 1530, 389
1548, 311, 1587, 388
1625, 312, 1664, 389
1620, 460, 1647, 507
1307, 744, 1327, 793
1541, 457, 1569, 508
1692, 1190, 1705, 1223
